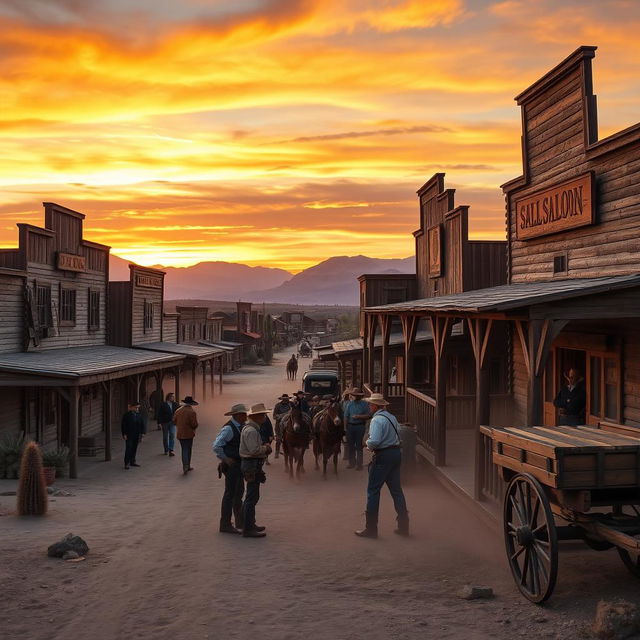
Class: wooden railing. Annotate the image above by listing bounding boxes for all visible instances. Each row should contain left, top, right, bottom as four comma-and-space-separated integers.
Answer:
479, 426, 506, 504
406, 387, 437, 454
366, 382, 405, 398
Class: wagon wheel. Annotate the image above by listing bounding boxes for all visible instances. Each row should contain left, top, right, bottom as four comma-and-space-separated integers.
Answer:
504, 473, 558, 603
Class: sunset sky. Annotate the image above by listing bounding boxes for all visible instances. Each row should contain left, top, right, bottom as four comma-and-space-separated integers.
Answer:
1, 0, 639, 272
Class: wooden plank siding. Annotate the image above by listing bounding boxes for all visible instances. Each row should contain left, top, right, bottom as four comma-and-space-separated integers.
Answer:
505, 47, 640, 283
0, 273, 26, 353
107, 281, 132, 347
130, 266, 164, 345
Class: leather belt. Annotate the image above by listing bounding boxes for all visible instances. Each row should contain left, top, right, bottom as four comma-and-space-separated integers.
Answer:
374, 445, 400, 452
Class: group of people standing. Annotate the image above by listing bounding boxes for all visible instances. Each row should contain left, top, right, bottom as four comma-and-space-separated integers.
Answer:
121, 381, 410, 541
121, 392, 200, 473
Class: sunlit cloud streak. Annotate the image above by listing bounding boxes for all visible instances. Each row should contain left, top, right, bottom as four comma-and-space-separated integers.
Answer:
0, 0, 639, 270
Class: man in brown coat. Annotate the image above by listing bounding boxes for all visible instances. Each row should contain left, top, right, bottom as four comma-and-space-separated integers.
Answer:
174, 396, 199, 474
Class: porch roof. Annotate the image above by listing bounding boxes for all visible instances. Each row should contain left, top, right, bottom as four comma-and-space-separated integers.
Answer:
135, 341, 224, 361
330, 325, 464, 356
0, 345, 182, 380
198, 340, 236, 352
365, 274, 640, 314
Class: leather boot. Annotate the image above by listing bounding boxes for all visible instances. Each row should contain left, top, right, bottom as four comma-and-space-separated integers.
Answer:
355, 512, 378, 539
394, 513, 410, 537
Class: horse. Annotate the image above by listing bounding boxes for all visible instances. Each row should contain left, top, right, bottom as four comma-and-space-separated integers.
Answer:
312, 400, 344, 478
286, 354, 298, 381
281, 404, 312, 479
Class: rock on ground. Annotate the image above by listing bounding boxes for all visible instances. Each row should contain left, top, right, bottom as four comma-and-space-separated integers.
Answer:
47, 533, 89, 558
593, 599, 640, 639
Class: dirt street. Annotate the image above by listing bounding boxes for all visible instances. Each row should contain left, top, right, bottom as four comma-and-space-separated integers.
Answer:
1, 346, 640, 640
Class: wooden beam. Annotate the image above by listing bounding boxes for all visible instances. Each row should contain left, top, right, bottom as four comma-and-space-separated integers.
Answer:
379, 314, 392, 398
191, 362, 197, 397
69, 386, 79, 479
175, 366, 181, 401
366, 314, 378, 386
210, 359, 215, 398
429, 315, 453, 466
104, 379, 112, 462
400, 314, 419, 418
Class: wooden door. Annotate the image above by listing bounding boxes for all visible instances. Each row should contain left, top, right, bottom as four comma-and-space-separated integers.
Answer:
543, 350, 557, 426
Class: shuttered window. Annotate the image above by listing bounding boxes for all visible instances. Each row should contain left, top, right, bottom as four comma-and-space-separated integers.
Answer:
59, 287, 76, 325
143, 300, 154, 332
36, 285, 52, 329
88, 289, 100, 330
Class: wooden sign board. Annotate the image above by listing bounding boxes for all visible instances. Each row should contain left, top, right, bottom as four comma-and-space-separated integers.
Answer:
428, 224, 442, 277
135, 273, 163, 289
57, 252, 86, 272
515, 172, 595, 241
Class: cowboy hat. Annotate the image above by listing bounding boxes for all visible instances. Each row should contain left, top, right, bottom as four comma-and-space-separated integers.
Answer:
248, 402, 271, 416
278, 393, 291, 399
349, 388, 365, 397
182, 396, 199, 405
224, 403, 250, 416
364, 392, 390, 406
128, 400, 141, 407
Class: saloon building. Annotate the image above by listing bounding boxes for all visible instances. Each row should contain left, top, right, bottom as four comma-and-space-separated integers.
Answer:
362, 46, 640, 507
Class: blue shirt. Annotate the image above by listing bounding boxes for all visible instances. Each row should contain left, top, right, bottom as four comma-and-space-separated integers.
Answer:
366, 410, 400, 450
212, 418, 244, 460
344, 400, 370, 425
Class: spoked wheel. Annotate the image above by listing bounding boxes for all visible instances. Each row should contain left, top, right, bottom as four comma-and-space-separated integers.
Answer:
504, 473, 558, 603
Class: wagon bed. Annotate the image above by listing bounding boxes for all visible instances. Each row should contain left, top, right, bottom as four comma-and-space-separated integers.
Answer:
481, 422, 640, 603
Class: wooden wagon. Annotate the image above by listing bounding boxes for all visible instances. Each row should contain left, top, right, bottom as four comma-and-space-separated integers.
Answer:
480, 422, 640, 603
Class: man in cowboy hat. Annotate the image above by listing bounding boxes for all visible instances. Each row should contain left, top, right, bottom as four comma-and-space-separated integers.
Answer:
355, 392, 409, 539
213, 403, 249, 534
273, 393, 292, 458
343, 388, 370, 470
239, 403, 272, 538
174, 396, 199, 475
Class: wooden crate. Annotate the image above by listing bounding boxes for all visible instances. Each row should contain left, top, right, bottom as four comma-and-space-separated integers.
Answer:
480, 425, 640, 490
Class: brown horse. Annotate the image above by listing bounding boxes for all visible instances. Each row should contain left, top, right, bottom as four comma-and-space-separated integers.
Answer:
281, 404, 312, 479
286, 355, 298, 381
312, 400, 344, 478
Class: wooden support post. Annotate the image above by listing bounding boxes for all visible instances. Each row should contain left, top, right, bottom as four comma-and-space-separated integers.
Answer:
69, 386, 80, 479
210, 359, 215, 397
517, 318, 568, 427
191, 362, 197, 397
175, 366, 181, 402
379, 314, 392, 399
219, 359, 223, 393
362, 315, 369, 388
366, 314, 378, 387
467, 318, 494, 501
104, 379, 112, 462
400, 314, 419, 420
430, 315, 452, 467
202, 361, 206, 401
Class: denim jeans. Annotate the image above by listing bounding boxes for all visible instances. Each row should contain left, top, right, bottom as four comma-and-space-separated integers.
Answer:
161, 422, 176, 453
241, 459, 263, 531
124, 436, 140, 466
346, 424, 366, 467
221, 461, 244, 528
366, 448, 408, 520
178, 438, 193, 470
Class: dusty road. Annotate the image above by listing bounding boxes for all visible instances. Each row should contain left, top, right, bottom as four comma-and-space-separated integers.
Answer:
1, 346, 640, 640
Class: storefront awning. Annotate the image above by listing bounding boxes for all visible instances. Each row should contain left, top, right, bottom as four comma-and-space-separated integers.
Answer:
0, 345, 182, 383
135, 341, 224, 361
365, 274, 640, 315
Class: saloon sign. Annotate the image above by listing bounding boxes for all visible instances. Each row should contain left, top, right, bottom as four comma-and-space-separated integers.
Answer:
57, 252, 86, 272
515, 172, 595, 240
135, 272, 163, 289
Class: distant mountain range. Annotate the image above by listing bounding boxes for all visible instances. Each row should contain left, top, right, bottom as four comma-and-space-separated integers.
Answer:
109, 254, 414, 306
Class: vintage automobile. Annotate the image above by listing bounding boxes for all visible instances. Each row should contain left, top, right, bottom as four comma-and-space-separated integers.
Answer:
302, 370, 340, 397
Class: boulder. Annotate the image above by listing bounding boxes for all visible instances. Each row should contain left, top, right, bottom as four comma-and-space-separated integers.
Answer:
593, 599, 640, 639
47, 533, 89, 558
62, 550, 80, 560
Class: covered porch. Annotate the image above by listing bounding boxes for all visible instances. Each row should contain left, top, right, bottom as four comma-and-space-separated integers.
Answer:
364, 273, 640, 509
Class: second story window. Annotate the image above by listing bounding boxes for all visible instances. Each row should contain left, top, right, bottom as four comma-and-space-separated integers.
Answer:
36, 284, 52, 331
88, 289, 100, 330
59, 287, 76, 326
143, 300, 154, 332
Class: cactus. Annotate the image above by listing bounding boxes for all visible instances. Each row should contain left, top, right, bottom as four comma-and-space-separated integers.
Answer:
17, 441, 48, 516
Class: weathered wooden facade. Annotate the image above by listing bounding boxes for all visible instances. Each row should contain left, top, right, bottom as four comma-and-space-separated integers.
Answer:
365, 46, 640, 507
0, 204, 184, 477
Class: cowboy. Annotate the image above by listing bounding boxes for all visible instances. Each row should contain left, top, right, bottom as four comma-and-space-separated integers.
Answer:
121, 400, 144, 470
273, 393, 292, 458
174, 396, 199, 475
240, 403, 272, 538
213, 403, 249, 534
355, 393, 409, 539
157, 392, 179, 456
553, 368, 587, 426
343, 388, 370, 470
294, 390, 310, 415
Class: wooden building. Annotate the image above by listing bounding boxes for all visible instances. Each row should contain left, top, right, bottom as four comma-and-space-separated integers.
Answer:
109, 265, 226, 408
365, 46, 640, 506
0, 203, 184, 477
331, 175, 507, 428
